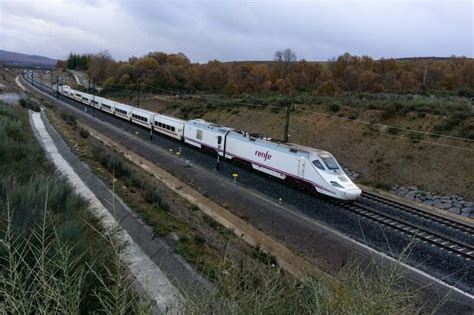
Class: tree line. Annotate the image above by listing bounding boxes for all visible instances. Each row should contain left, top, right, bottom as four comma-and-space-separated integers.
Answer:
58, 50, 474, 97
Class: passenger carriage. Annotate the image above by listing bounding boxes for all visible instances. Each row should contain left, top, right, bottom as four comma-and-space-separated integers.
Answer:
130, 108, 154, 129
152, 114, 185, 140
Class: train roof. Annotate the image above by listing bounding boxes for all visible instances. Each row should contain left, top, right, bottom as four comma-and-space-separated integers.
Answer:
189, 119, 331, 158
155, 113, 186, 124
187, 119, 233, 133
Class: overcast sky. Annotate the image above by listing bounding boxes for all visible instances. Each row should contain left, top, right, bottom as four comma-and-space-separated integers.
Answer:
1, 0, 472, 62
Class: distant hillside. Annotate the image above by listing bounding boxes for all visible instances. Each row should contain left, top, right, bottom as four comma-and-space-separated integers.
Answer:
0, 49, 57, 69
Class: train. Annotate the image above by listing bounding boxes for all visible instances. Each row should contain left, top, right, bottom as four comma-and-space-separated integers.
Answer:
53, 84, 362, 200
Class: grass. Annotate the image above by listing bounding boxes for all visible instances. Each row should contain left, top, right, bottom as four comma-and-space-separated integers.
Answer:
182, 253, 422, 314
91, 145, 169, 211
0, 100, 150, 313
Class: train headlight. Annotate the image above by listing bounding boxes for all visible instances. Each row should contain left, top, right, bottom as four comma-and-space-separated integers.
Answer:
330, 181, 344, 189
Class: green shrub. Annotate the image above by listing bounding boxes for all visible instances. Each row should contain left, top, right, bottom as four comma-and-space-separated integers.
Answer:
19, 98, 41, 112
381, 103, 404, 120
79, 128, 89, 138
386, 127, 400, 135
60, 111, 77, 126
374, 181, 391, 190
328, 102, 341, 112
408, 132, 423, 143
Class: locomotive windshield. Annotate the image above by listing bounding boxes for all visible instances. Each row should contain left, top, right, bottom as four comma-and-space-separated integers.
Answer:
322, 157, 339, 170
312, 160, 325, 170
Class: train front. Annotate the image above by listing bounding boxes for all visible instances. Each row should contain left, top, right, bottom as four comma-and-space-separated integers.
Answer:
308, 151, 362, 200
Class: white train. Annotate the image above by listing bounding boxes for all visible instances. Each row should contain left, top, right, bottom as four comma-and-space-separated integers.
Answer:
54, 84, 362, 200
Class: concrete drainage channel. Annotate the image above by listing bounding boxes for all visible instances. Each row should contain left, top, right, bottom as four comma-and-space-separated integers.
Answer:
29, 109, 192, 313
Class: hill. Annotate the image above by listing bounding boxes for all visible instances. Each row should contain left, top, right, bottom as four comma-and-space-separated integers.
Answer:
0, 49, 57, 69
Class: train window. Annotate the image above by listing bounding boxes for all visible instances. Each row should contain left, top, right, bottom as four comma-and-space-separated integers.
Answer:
196, 129, 203, 140
171, 126, 175, 132
217, 136, 222, 145
322, 157, 339, 170
312, 160, 325, 170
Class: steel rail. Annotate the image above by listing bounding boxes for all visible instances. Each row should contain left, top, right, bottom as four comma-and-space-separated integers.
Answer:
333, 199, 474, 260
360, 191, 474, 235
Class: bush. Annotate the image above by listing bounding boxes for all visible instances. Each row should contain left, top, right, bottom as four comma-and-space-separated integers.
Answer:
60, 111, 77, 126
381, 103, 404, 120
374, 181, 391, 190
19, 98, 41, 112
386, 127, 400, 135
79, 128, 89, 138
328, 102, 341, 112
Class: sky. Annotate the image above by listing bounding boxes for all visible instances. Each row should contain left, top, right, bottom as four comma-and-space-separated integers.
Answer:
0, 0, 472, 63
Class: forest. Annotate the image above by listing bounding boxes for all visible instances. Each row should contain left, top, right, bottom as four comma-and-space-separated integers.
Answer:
58, 50, 474, 97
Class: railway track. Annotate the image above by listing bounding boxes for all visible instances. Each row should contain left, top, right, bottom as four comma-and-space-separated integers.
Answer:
333, 197, 474, 260
361, 191, 474, 235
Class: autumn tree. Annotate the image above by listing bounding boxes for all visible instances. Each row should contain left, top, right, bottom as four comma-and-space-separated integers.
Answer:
75, 49, 471, 95
274, 48, 297, 78
223, 79, 238, 96
87, 51, 114, 83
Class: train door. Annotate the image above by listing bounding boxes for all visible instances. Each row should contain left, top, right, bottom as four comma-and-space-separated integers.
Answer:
298, 157, 305, 178
217, 135, 223, 152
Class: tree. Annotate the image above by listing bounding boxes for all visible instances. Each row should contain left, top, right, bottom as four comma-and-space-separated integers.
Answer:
358, 71, 376, 91
88, 51, 114, 83
274, 48, 297, 77
372, 83, 384, 93
316, 80, 339, 96
223, 79, 238, 96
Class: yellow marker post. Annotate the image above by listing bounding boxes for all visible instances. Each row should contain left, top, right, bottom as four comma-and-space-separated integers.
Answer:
176, 151, 181, 157
232, 173, 238, 184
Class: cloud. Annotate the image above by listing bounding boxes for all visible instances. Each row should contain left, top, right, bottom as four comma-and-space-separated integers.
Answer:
0, 0, 472, 62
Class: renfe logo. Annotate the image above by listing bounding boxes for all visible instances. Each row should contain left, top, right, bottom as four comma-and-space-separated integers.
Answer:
255, 150, 272, 161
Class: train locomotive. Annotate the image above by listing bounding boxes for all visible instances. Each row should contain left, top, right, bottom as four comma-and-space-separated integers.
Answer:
54, 84, 362, 200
